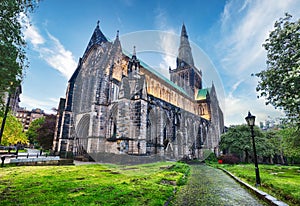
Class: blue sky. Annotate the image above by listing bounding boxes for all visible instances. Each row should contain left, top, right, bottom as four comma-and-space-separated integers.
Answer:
21, 0, 300, 126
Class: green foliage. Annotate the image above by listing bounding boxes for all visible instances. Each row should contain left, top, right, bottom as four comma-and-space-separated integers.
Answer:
0, 162, 189, 205
0, 112, 27, 145
219, 164, 300, 206
0, 0, 39, 106
205, 151, 218, 162
263, 129, 286, 164
279, 126, 300, 164
256, 13, 300, 126
26, 117, 44, 145
220, 124, 300, 164
220, 125, 265, 162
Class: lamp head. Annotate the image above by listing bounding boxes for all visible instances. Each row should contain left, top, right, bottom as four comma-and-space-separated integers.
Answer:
245, 111, 256, 126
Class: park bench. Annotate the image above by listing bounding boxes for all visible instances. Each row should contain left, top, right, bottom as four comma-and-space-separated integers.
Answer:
0, 146, 18, 167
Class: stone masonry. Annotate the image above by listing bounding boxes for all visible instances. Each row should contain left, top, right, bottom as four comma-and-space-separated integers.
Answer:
52, 22, 224, 161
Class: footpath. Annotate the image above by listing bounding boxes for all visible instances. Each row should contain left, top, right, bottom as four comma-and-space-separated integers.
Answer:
172, 164, 270, 206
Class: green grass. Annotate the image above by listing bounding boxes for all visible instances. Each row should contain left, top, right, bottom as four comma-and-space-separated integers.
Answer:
0, 162, 190, 205
215, 163, 300, 206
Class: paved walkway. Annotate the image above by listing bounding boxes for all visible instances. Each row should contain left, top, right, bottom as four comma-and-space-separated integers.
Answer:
172, 164, 267, 206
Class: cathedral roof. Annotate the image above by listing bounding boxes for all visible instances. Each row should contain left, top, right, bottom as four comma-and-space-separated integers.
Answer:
123, 49, 189, 97
196, 88, 209, 100
83, 21, 108, 56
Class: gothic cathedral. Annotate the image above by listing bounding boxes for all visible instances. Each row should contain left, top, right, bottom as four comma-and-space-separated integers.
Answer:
52, 22, 224, 162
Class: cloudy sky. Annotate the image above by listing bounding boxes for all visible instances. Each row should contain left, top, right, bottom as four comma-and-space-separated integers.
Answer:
21, 0, 300, 126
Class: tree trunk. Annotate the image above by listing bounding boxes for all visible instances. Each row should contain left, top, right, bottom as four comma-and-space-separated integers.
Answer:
245, 150, 249, 163
280, 152, 285, 165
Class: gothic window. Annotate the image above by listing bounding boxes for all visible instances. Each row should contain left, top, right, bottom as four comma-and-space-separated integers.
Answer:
111, 83, 119, 102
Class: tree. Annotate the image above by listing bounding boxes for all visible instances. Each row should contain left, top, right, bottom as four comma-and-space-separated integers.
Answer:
26, 117, 45, 146
279, 125, 300, 164
220, 125, 269, 163
0, 0, 39, 107
256, 13, 300, 126
36, 114, 56, 150
0, 112, 27, 145
264, 130, 285, 164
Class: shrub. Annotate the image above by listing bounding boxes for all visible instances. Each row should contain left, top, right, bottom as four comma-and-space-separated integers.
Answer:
206, 152, 218, 162
219, 154, 240, 164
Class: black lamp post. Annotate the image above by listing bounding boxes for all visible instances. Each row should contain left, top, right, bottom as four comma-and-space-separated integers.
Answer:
245, 111, 261, 187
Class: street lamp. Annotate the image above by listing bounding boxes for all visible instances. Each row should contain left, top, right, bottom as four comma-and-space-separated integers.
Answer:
245, 111, 261, 187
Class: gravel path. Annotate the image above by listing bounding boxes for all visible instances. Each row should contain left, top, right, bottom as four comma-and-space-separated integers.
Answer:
171, 164, 267, 206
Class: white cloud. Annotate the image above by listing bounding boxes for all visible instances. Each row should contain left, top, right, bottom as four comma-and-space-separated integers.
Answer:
23, 18, 77, 79
154, 7, 169, 30
219, 0, 300, 76
20, 94, 58, 114
39, 33, 77, 79
24, 24, 45, 46
238, 0, 251, 13
216, 0, 300, 125
154, 7, 178, 71
21, 13, 45, 46
158, 30, 177, 71
229, 79, 244, 96
224, 93, 285, 126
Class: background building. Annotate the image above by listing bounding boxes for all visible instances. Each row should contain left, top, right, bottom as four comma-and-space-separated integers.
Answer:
15, 108, 47, 132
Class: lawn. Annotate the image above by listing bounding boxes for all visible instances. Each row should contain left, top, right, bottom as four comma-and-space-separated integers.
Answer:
0, 162, 190, 205
216, 163, 300, 206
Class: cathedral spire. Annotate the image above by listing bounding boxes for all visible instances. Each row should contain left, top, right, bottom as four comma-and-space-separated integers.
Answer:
116, 30, 119, 39
113, 30, 120, 45
128, 46, 140, 75
133, 46, 136, 57
84, 20, 108, 55
177, 24, 194, 67
181, 23, 188, 38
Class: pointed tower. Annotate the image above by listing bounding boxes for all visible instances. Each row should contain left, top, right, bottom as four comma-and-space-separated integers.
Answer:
177, 24, 194, 67
83, 20, 108, 57
109, 30, 124, 81
127, 46, 140, 77
170, 24, 202, 98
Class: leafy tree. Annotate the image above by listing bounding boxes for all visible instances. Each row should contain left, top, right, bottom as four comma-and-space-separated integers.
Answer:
279, 126, 300, 164
256, 13, 300, 126
220, 125, 267, 163
36, 114, 56, 150
0, 0, 39, 107
264, 130, 285, 164
26, 117, 45, 146
0, 112, 27, 145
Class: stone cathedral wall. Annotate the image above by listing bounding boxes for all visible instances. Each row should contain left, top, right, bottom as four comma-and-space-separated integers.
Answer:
53, 24, 223, 161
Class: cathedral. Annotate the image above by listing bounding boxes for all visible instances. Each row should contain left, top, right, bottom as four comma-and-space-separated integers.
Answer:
52, 22, 224, 162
